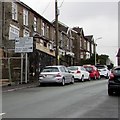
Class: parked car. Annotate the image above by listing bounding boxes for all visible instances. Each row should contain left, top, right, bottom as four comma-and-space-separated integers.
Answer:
67, 66, 90, 82
39, 65, 74, 86
95, 65, 110, 79
83, 65, 100, 80
108, 66, 120, 95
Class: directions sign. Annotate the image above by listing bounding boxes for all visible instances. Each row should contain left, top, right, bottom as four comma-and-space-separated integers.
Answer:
15, 37, 33, 53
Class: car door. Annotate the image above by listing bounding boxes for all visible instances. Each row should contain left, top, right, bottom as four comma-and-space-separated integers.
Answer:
62, 66, 71, 83
81, 67, 89, 79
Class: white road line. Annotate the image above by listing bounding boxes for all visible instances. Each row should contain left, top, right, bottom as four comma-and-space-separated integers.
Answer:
0, 113, 5, 116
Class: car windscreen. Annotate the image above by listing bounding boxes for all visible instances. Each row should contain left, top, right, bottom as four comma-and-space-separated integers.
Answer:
96, 65, 105, 69
42, 67, 59, 72
67, 66, 78, 71
113, 68, 120, 75
84, 67, 93, 72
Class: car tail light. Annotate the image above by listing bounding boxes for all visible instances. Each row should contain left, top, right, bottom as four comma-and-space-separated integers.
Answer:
109, 73, 114, 80
76, 70, 81, 73
55, 73, 62, 77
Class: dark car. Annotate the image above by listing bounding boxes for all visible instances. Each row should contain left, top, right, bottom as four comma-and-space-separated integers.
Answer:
108, 66, 120, 95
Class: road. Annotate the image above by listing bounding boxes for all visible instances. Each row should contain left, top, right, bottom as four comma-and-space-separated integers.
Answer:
2, 79, 119, 118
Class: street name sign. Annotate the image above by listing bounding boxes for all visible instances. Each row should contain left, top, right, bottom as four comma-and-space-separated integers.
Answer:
15, 37, 33, 53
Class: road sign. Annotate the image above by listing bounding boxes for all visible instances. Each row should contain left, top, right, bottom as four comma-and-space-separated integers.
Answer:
15, 37, 33, 53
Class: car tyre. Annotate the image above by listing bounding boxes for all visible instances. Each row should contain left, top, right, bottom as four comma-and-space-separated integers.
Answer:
94, 75, 97, 80
88, 76, 91, 81
81, 76, 84, 82
61, 78, 65, 86
108, 89, 113, 96
71, 77, 74, 84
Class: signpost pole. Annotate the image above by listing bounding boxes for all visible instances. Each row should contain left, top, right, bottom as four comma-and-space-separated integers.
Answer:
25, 53, 28, 83
15, 37, 33, 84
21, 53, 23, 84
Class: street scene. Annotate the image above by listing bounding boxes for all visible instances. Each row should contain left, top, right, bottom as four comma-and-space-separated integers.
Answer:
2, 79, 119, 118
0, 0, 120, 119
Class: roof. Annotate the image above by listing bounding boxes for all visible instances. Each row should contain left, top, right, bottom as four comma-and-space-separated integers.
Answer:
72, 27, 83, 34
117, 48, 120, 57
85, 35, 93, 41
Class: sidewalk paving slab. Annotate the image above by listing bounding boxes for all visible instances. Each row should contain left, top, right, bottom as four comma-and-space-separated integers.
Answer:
2, 81, 39, 92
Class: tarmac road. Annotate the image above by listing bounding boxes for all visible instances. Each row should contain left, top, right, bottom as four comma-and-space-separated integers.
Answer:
2, 79, 119, 118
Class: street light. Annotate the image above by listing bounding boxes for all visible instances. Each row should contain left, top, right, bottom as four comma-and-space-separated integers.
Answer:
94, 37, 102, 65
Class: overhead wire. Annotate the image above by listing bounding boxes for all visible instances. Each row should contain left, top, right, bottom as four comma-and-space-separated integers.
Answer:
58, 0, 64, 8
42, 0, 51, 15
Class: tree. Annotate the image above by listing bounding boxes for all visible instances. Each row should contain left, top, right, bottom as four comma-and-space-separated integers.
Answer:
98, 54, 109, 65
80, 54, 111, 66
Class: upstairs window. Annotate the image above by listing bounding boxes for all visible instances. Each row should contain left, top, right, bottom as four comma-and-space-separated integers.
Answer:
46, 25, 50, 38
23, 9, 28, 26
12, 2, 17, 20
33, 16, 37, 31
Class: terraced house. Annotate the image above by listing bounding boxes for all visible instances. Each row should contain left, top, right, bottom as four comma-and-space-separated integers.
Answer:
0, 0, 96, 83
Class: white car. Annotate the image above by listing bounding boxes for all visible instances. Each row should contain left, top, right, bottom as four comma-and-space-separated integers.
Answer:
67, 66, 90, 82
95, 65, 110, 79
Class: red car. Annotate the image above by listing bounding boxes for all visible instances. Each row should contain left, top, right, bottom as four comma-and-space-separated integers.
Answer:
83, 65, 100, 80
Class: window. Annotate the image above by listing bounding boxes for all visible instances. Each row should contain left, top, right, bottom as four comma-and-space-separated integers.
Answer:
9, 24, 19, 40
70, 39, 72, 48
23, 29, 29, 37
46, 25, 50, 38
42, 67, 59, 72
66, 38, 69, 50
43, 41, 47, 47
23, 9, 28, 26
41, 21, 45, 36
12, 2, 17, 20
33, 16, 37, 31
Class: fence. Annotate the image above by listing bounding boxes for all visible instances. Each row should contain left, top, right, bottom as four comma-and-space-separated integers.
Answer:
1, 57, 22, 84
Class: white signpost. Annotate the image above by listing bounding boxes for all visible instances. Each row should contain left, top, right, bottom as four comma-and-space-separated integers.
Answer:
15, 37, 33, 53
15, 37, 33, 84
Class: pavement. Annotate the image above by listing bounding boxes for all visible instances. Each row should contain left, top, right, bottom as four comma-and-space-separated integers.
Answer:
1, 80, 39, 93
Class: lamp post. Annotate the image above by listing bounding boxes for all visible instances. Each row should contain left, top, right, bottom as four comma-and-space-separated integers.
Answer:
94, 37, 102, 65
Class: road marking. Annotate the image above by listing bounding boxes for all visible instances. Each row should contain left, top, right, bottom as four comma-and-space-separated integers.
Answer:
0, 113, 5, 116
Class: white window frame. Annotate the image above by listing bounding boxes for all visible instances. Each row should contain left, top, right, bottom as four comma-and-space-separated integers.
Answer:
23, 9, 28, 26
33, 16, 37, 31
12, 2, 18, 20
9, 24, 19, 40
46, 25, 50, 38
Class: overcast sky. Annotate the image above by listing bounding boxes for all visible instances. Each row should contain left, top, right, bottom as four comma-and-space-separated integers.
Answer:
21, 0, 119, 65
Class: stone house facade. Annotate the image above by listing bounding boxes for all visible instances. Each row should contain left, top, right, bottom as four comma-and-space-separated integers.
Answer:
0, 0, 96, 81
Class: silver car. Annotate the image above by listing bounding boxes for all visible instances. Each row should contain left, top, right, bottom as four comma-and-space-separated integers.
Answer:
39, 65, 74, 86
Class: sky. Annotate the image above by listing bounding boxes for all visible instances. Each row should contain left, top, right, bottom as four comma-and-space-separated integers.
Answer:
20, 0, 119, 66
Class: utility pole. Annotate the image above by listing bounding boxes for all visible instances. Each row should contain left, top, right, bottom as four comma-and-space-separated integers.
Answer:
94, 37, 102, 65
55, 0, 59, 65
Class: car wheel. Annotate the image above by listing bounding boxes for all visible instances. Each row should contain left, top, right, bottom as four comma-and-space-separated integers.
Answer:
94, 75, 97, 80
81, 76, 84, 82
40, 83, 45, 86
108, 89, 113, 96
71, 77, 74, 84
105, 74, 109, 79
98, 75, 101, 80
88, 76, 91, 81
61, 78, 65, 86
